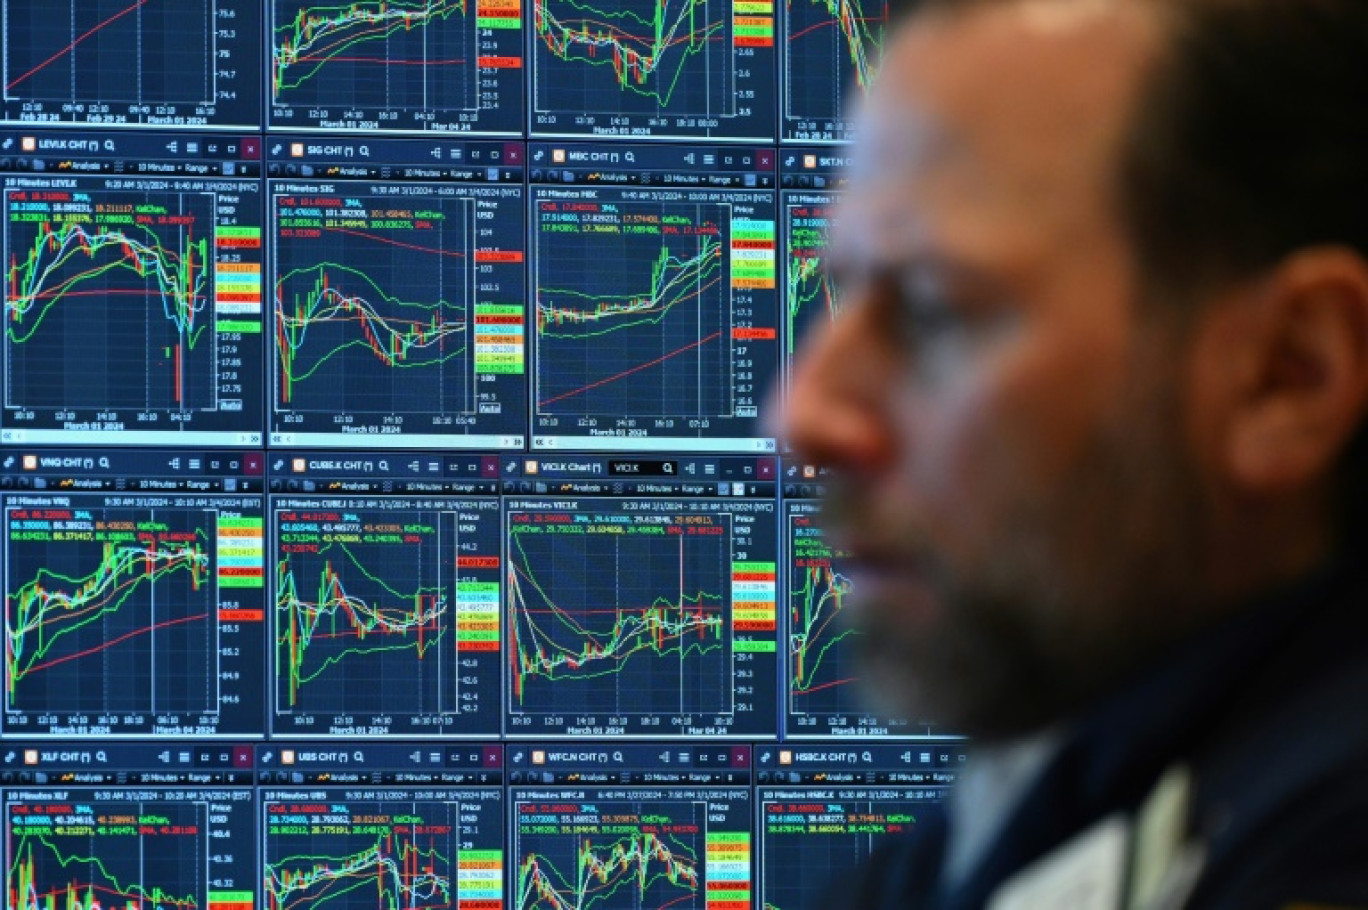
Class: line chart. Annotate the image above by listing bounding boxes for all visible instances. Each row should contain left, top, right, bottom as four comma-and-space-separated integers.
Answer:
266, 828, 451, 910
536, 0, 725, 110
531, 0, 775, 138
274, 506, 457, 722
4, 1, 209, 106
782, 0, 888, 140
274, 511, 456, 722
276, 541, 451, 711
506, 508, 732, 721
275, 262, 471, 411
785, 501, 934, 737
4, 505, 219, 717
531, 190, 779, 449
6, 799, 207, 910
5, 189, 216, 413
785, 506, 864, 724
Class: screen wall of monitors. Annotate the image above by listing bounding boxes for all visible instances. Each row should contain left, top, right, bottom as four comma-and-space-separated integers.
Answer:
0, 9, 966, 909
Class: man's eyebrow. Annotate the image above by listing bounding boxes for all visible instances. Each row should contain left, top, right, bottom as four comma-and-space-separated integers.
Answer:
826, 249, 1005, 289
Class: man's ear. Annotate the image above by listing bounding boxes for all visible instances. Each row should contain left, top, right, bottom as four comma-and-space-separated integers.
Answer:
1224, 247, 1368, 493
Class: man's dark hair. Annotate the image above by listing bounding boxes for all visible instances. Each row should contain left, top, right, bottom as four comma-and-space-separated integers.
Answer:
1120, 0, 1368, 541
905, 0, 1368, 537
1120, 0, 1368, 288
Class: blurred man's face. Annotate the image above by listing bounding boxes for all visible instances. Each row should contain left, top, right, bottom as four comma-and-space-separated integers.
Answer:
783, 2, 1209, 738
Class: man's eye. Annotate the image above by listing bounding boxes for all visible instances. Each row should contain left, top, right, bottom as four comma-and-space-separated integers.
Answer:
893, 285, 964, 342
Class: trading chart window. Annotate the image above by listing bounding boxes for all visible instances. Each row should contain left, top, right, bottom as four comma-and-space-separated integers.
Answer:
756, 744, 964, 910
1, 1, 263, 130
1, 131, 265, 446
258, 744, 506, 910
780, 148, 846, 391
502, 455, 780, 738
267, 454, 505, 738
1, 451, 266, 738
530, 0, 776, 141
509, 745, 753, 910
782, 461, 951, 739
529, 143, 780, 453
269, 0, 525, 135
4, 744, 257, 910
779, 0, 888, 142
267, 136, 527, 449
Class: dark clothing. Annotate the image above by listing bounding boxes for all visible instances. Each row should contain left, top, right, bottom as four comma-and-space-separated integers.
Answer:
846, 563, 1368, 909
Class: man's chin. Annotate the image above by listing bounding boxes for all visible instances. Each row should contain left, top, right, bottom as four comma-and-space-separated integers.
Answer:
852, 590, 1069, 741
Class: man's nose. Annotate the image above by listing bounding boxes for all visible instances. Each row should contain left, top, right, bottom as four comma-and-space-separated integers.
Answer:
781, 296, 899, 471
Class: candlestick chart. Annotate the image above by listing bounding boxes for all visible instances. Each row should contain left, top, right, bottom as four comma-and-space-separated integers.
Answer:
782, 0, 887, 140
5, 188, 216, 414
272, 0, 476, 124
263, 795, 503, 910
535, 201, 730, 422
531, 0, 774, 138
273, 193, 474, 416
783, 197, 840, 384
274, 504, 461, 725
6, 798, 208, 910
515, 799, 707, 910
4, 505, 218, 717
505, 506, 733, 724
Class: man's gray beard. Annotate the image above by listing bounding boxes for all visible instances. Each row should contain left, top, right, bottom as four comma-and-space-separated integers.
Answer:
844, 342, 1209, 741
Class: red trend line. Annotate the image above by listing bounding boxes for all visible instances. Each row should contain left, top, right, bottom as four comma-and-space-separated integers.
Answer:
22, 613, 209, 675
322, 226, 468, 258
789, 13, 885, 41
6, 0, 151, 92
789, 19, 841, 41
794, 675, 858, 695
538, 331, 722, 408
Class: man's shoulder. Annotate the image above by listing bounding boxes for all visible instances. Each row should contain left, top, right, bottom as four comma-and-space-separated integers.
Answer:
838, 572, 1368, 910
1187, 606, 1368, 908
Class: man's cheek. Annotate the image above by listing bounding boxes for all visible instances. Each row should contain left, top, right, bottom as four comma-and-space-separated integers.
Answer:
908, 371, 1019, 551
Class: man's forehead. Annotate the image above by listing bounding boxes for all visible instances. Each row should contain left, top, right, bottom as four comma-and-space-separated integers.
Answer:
832, 0, 1161, 269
